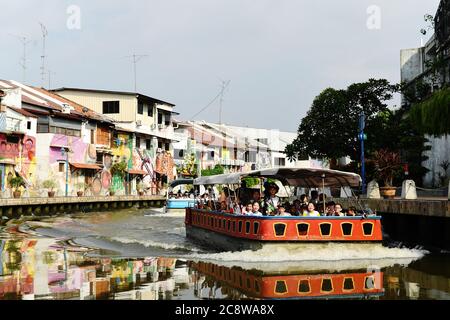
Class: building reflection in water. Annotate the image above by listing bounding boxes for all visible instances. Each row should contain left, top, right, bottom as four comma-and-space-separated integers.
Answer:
1, 238, 449, 300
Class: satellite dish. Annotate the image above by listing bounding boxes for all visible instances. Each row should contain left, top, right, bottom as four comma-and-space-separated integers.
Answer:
82, 107, 89, 113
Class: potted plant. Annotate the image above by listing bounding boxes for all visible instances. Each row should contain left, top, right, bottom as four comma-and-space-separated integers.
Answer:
9, 176, 25, 199
109, 187, 116, 197
372, 149, 403, 199
75, 182, 86, 197
42, 179, 58, 198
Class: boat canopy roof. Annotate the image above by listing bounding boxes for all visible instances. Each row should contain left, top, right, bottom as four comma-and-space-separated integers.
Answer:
169, 179, 195, 189
193, 167, 362, 188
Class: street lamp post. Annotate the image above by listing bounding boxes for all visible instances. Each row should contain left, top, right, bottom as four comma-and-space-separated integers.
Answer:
358, 113, 367, 195
61, 147, 69, 197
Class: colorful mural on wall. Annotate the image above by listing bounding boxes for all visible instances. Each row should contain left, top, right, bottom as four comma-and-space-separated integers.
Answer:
0, 134, 37, 191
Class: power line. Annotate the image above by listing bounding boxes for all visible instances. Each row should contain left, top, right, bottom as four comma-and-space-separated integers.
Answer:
123, 53, 148, 92
9, 34, 32, 83
190, 79, 231, 121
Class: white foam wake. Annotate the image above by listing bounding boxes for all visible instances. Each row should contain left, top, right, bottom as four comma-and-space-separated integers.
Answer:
111, 237, 200, 252
187, 243, 428, 264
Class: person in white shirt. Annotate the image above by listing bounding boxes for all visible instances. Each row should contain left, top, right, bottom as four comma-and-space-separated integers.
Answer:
334, 203, 345, 217
304, 203, 321, 217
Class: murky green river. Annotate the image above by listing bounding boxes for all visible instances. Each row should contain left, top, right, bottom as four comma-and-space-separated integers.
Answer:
1, 209, 449, 300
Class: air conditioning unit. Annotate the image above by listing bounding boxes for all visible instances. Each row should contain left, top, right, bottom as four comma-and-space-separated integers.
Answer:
136, 120, 142, 127
158, 124, 165, 129
151, 124, 157, 130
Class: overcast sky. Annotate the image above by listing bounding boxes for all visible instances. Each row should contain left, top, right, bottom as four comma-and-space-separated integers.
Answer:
0, 0, 440, 131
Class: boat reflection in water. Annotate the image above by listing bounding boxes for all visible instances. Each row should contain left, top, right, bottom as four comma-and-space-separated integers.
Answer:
189, 261, 384, 300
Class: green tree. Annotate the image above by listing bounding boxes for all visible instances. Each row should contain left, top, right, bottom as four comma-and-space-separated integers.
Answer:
286, 79, 398, 162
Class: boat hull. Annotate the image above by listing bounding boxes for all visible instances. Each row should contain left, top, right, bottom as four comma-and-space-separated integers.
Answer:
185, 208, 383, 251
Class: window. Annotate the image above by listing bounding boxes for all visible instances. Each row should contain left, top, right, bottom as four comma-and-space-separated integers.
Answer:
362, 223, 374, 236
174, 149, 184, 160
298, 280, 311, 293
275, 157, 286, 166
320, 223, 332, 237
165, 143, 170, 151
102, 101, 120, 114
274, 223, 287, 237
147, 104, 153, 117
208, 151, 215, 160
245, 151, 257, 163
343, 278, 355, 291
245, 221, 251, 234
341, 223, 353, 236
6, 136, 19, 144
37, 124, 49, 133
297, 223, 309, 236
49, 126, 81, 137
158, 112, 163, 124
158, 141, 163, 149
136, 137, 141, 149
96, 153, 103, 165
253, 222, 260, 235
90, 130, 95, 144
165, 114, 171, 126
138, 102, 144, 115
59, 162, 65, 172
27, 121, 32, 130
146, 139, 151, 150
321, 279, 333, 292
275, 281, 288, 294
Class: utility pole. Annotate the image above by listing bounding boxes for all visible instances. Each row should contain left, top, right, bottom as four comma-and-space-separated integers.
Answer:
10, 34, 32, 83
39, 22, 48, 87
124, 54, 148, 92
358, 113, 368, 195
218, 80, 231, 124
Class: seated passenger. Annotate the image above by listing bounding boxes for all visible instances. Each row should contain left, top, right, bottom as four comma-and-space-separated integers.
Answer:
346, 206, 357, 216
304, 203, 320, 217
249, 202, 263, 216
301, 204, 309, 216
292, 199, 302, 216
300, 194, 309, 204
219, 201, 228, 212
325, 201, 336, 216
278, 205, 291, 217
242, 203, 253, 215
334, 203, 345, 217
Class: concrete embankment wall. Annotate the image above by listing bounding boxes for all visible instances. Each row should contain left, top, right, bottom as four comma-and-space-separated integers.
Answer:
338, 198, 450, 251
0, 195, 166, 222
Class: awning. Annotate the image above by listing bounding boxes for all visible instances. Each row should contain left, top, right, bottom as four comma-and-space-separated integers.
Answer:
70, 163, 102, 170
127, 169, 148, 175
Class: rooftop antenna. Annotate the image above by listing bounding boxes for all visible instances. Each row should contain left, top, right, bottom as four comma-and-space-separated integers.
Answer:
123, 53, 148, 92
47, 70, 56, 89
10, 34, 32, 83
39, 22, 48, 87
218, 79, 231, 124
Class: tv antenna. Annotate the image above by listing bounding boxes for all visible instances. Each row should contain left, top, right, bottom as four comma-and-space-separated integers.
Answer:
9, 34, 32, 82
218, 79, 231, 124
47, 70, 56, 89
39, 22, 48, 87
123, 54, 148, 92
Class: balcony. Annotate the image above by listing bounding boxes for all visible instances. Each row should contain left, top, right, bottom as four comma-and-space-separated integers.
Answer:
0, 115, 26, 134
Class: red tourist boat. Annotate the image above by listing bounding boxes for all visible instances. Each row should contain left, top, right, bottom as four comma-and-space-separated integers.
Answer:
190, 261, 384, 300
185, 168, 383, 251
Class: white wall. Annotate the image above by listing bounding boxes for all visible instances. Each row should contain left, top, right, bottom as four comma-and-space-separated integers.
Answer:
423, 134, 450, 187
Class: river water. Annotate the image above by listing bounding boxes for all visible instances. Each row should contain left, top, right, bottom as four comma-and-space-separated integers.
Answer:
1, 208, 449, 300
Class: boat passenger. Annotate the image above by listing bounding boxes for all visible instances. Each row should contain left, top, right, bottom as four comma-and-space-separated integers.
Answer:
310, 190, 319, 205
249, 202, 263, 216
242, 203, 253, 215
301, 204, 309, 216
264, 183, 280, 215
278, 205, 291, 217
219, 201, 229, 213
334, 203, 345, 217
346, 206, 357, 216
304, 203, 321, 217
325, 201, 336, 216
300, 194, 309, 204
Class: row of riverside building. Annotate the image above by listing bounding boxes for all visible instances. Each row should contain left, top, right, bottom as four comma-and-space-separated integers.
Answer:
0, 80, 318, 198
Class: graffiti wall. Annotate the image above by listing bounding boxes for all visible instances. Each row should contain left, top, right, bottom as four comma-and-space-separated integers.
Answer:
0, 134, 37, 192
